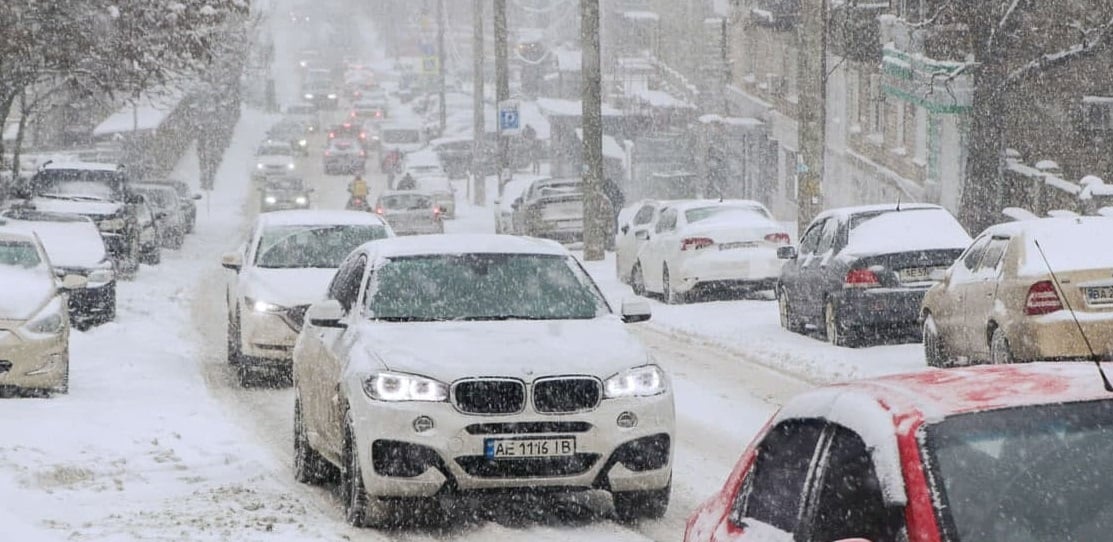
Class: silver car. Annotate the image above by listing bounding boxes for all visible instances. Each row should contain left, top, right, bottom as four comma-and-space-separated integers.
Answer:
373, 191, 444, 235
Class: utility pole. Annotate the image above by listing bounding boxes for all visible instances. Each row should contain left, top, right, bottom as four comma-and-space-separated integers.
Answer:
472, 0, 486, 206
494, 0, 510, 195
581, 0, 605, 261
437, 0, 447, 134
796, 0, 827, 233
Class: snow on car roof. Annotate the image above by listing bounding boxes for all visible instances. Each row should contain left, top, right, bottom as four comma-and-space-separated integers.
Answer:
985, 216, 1113, 275
815, 202, 940, 221
1, 216, 106, 268
257, 210, 386, 228
845, 207, 971, 255
365, 234, 568, 259
666, 199, 770, 212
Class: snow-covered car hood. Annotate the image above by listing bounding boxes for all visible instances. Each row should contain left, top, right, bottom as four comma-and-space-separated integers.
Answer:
240, 267, 338, 308
0, 266, 55, 321
351, 317, 650, 382
29, 197, 123, 218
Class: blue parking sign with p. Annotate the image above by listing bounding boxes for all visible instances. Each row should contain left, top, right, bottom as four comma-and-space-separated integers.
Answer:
500, 109, 519, 131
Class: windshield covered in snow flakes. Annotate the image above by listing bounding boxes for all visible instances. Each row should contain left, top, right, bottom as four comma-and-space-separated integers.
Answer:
255, 225, 388, 269
381, 194, 432, 210
925, 400, 1113, 541
0, 241, 43, 269
366, 254, 609, 321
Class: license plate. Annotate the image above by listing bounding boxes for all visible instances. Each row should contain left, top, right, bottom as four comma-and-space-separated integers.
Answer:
899, 267, 935, 283
484, 437, 575, 459
719, 241, 758, 251
1085, 286, 1113, 304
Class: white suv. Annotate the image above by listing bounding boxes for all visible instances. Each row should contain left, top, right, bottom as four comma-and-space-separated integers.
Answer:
292, 234, 673, 527
222, 210, 393, 386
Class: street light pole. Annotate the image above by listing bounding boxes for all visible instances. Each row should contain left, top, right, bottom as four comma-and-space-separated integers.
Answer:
581, 0, 605, 261
494, 0, 510, 195
437, 0, 447, 134
472, 0, 486, 206
796, 0, 827, 234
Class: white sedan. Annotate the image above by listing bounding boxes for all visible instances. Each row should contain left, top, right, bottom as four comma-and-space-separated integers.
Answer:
630, 200, 790, 303
293, 234, 673, 527
221, 210, 393, 387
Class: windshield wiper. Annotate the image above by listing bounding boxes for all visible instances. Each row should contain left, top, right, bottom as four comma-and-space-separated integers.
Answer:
373, 316, 444, 322
39, 193, 109, 202
455, 315, 565, 321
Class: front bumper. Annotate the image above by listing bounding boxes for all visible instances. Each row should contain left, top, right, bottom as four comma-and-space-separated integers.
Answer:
1008, 312, 1113, 361
240, 308, 300, 361
675, 247, 783, 293
0, 322, 68, 391
834, 287, 929, 329
67, 281, 116, 322
348, 391, 675, 497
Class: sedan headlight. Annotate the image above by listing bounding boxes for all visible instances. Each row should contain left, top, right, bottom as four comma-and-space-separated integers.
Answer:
256, 163, 264, 170
362, 372, 448, 402
604, 365, 666, 399
264, 196, 278, 205
247, 297, 285, 313
24, 296, 65, 335
286, 163, 296, 170
298, 139, 307, 147
294, 196, 308, 205
304, 93, 314, 100
88, 268, 115, 284
327, 93, 338, 100
98, 218, 126, 231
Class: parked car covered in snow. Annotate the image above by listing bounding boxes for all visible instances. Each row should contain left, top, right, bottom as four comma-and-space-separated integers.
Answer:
133, 183, 187, 249
414, 176, 456, 219
148, 178, 201, 234
292, 234, 671, 527
0, 210, 116, 328
685, 362, 1113, 542
373, 191, 444, 235
0, 223, 82, 394
628, 200, 785, 302
777, 204, 971, 347
493, 176, 545, 234
511, 177, 583, 243
922, 216, 1113, 366
221, 211, 394, 387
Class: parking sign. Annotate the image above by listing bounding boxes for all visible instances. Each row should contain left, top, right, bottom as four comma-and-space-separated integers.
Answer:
498, 100, 521, 135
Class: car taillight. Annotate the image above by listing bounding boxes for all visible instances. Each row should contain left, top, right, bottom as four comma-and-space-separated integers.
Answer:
844, 268, 880, 288
324, 151, 331, 156
375, 207, 384, 215
764, 232, 791, 245
680, 237, 714, 251
374, 111, 383, 118
359, 151, 366, 157
360, 132, 367, 139
328, 132, 335, 138
1025, 280, 1063, 315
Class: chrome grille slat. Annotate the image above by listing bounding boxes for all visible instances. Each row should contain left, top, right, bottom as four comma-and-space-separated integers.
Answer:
453, 379, 526, 415
532, 377, 601, 414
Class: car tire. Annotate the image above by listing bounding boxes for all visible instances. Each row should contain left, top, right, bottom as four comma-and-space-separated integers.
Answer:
171, 231, 185, 249
923, 315, 949, 368
53, 361, 70, 395
631, 263, 647, 297
990, 327, 1014, 365
613, 481, 670, 522
237, 359, 256, 388
342, 415, 400, 528
227, 309, 242, 365
825, 300, 857, 348
662, 266, 684, 304
778, 288, 805, 334
100, 289, 117, 325
140, 245, 161, 265
294, 397, 337, 485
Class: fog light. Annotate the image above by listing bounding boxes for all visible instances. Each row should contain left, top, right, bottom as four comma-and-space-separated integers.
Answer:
616, 411, 638, 429
413, 416, 435, 433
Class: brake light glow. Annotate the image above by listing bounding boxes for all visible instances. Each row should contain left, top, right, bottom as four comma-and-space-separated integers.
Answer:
844, 268, 880, 288
324, 151, 331, 156
359, 132, 367, 139
1025, 280, 1063, 315
764, 232, 791, 245
328, 132, 335, 138
375, 207, 384, 215
359, 150, 366, 157
680, 237, 714, 251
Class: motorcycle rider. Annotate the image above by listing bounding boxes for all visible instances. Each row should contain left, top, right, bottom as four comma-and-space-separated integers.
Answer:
347, 175, 369, 209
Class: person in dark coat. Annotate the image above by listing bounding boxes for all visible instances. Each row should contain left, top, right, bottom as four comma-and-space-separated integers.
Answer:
601, 177, 625, 250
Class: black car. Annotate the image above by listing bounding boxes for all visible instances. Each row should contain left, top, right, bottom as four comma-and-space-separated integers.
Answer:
20, 162, 146, 278
0, 210, 117, 328
776, 203, 971, 347
149, 179, 201, 233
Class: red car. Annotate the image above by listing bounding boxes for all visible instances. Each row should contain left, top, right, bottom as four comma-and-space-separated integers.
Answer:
685, 363, 1113, 542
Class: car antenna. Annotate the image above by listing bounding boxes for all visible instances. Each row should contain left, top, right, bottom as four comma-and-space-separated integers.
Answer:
1033, 239, 1113, 392
896, 195, 902, 211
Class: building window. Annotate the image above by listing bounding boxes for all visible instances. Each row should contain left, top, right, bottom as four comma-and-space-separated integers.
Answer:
1081, 96, 1113, 132
847, 68, 861, 134
867, 73, 885, 144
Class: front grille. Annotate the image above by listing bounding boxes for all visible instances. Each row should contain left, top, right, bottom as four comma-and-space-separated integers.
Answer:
0, 361, 11, 374
454, 454, 600, 478
453, 379, 525, 415
533, 377, 601, 413
465, 422, 593, 435
282, 305, 310, 331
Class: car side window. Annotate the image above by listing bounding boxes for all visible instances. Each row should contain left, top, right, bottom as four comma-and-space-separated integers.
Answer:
655, 209, 678, 233
960, 236, 992, 271
798, 221, 825, 255
730, 420, 825, 533
807, 425, 906, 542
328, 256, 366, 313
633, 205, 656, 226
976, 237, 1010, 275
816, 218, 840, 255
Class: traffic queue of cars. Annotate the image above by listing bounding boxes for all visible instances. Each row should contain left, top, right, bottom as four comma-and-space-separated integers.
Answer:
0, 161, 203, 396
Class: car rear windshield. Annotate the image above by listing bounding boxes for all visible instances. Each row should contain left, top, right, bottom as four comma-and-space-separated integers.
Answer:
365, 254, 609, 321
685, 205, 770, 224
266, 178, 305, 191
0, 240, 42, 268
32, 170, 123, 200
924, 399, 1113, 541
254, 224, 388, 268
381, 194, 432, 210
846, 208, 970, 254
382, 129, 421, 143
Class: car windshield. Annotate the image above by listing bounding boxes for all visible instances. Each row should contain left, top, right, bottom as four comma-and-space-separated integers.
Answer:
32, 170, 122, 200
258, 144, 291, 156
924, 400, 1113, 541
685, 205, 770, 224
266, 178, 305, 191
0, 240, 43, 269
138, 189, 174, 208
380, 194, 432, 210
382, 129, 421, 143
365, 254, 609, 321
254, 224, 388, 268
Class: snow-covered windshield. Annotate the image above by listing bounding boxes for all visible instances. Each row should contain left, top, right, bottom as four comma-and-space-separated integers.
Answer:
137, 189, 175, 209
33, 170, 122, 200
255, 225, 388, 268
0, 240, 43, 269
925, 400, 1113, 541
365, 254, 608, 321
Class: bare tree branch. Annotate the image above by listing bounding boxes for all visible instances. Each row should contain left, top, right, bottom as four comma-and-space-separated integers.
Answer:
1004, 14, 1113, 87
988, 0, 1024, 51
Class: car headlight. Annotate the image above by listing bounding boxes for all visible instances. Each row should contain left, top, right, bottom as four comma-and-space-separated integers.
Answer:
362, 372, 448, 402
256, 163, 264, 170
304, 93, 314, 99
88, 268, 115, 284
24, 296, 65, 335
287, 163, 296, 170
327, 93, 337, 100
604, 365, 666, 399
247, 297, 285, 313
294, 196, 308, 205
298, 139, 307, 147
98, 218, 126, 231
264, 196, 278, 205
299, 60, 308, 68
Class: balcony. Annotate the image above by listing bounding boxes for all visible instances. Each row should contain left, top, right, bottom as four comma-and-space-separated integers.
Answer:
750, 0, 800, 30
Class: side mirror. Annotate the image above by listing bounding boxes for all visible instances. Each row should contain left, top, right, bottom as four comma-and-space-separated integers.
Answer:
930, 268, 948, 282
621, 297, 652, 323
126, 194, 144, 205
634, 230, 650, 241
493, 198, 501, 205
60, 274, 88, 290
777, 246, 798, 260
221, 251, 243, 272
192, 194, 202, 200
156, 211, 169, 220
306, 299, 347, 328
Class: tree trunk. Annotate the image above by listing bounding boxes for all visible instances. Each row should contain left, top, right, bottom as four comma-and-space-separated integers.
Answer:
11, 92, 30, 183
0, 91, 17, 171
